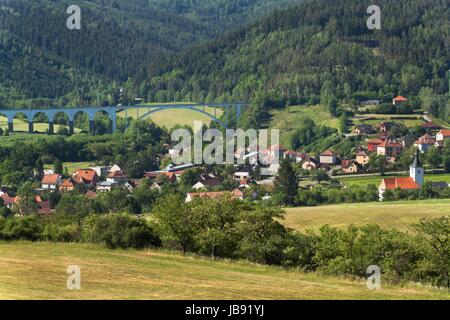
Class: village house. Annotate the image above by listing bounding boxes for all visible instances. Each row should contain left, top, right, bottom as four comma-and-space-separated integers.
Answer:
341, 160, 358, 174
414, 134, 436, 153
59, 179, 75, 192
192, 175, 222, 190
378, 122, 397, 133
73, 169, 100, 188
109, 164, 123, 174
144, 171, 177, 183
392, 96, 408, 107
283, 150, 309, 163
377, 140, 404, 157
302, 158, 317, 170
355, 151, 370, 165
13, 195, 52, 215
0, 190, 15, 208
90, 166, 109, 178
436, 130, 450, 143
367, 139, 384, 152
354, 124, 374, 136
234, 166, 253, 181
106, 171, 128, 184
378, 150, 423, 201
41, 174, 61, 190
97, 181, 118, 193
421, 121, 442, 133
320, 150, 337, 165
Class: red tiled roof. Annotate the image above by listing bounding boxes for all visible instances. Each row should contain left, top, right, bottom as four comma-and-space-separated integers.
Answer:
438, 130, 450, 137
381, 177, 419, 190
341, 160, 354, 168
415, 134, 436, 145
393, 96, 408, 102
74, 169, 98, 184
368, 139, 384, 145
0, 193, 15, 206
60, 179, 74, 188
421, 122, 441, 129
107, 171, 126, 179
42, 174, 60, 185
378, 140, 403, 148
321, 150, 336, 156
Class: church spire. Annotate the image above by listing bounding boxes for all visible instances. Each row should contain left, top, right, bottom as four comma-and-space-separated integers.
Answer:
411, 148, 422, 168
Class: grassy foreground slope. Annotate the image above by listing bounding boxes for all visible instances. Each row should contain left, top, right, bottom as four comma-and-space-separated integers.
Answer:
0, 242, 448, 300
284, 199, 450, 232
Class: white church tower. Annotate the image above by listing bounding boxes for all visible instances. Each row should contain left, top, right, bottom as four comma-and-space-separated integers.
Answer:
410, 149, 424, 188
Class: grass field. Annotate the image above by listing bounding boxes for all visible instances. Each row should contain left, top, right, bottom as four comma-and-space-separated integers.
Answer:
270, 105, 340, 148
117, 105, 224, 129
284, 199, 450, 232
352, 114, 424, 128
0, 242, 448, 300
44, 162, 94, 174
338, 173, 450, 187
0, 116, 81, 134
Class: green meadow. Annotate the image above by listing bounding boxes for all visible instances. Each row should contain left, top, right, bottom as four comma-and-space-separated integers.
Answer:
0, 242, 448, 300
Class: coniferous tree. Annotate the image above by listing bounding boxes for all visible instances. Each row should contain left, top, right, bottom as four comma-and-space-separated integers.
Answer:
273, 157, 298, 206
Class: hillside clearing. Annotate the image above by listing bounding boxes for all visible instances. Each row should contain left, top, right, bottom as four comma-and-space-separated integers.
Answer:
0, 242, 448, 300
117, 106, 224, 129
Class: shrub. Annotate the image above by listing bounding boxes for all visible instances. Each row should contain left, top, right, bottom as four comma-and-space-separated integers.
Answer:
82, 214, 161, 249
0, 216, 43, 241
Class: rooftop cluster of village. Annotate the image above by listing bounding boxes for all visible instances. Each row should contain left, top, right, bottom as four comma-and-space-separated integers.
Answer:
0, 96, 448, 214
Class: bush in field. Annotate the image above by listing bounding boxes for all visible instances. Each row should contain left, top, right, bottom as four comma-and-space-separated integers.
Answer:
0, 215, 43, 241
82, 214, 161, 249
42, 222, 81, 242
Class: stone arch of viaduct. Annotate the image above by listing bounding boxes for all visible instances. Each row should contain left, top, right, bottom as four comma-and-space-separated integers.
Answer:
0, 107, 116, 134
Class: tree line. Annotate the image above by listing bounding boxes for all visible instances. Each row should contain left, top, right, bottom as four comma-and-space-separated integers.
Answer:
1, 195, 449, 289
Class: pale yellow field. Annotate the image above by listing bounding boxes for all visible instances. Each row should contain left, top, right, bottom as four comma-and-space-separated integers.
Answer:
284, 199, 450, 232
0, 242, 448, 300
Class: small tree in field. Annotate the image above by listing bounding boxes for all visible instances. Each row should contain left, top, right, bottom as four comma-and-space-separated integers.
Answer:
415, 217, 450, 289
152, 194, 196, 253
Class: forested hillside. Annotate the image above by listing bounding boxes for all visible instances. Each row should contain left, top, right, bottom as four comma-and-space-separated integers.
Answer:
0, 0, 300, 107
136, 0, 449, 127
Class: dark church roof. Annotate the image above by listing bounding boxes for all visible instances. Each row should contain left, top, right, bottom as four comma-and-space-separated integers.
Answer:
411, 149, 422, 168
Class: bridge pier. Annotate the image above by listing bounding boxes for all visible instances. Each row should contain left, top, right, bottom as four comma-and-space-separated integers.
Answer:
48, 122, 54, 135
69, 121, 74, 135
28, 122, 34, 134
8, 122, 13, 133
89, 120, 95, 135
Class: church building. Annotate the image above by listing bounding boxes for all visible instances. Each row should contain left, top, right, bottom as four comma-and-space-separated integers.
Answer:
378, 150, 423, 201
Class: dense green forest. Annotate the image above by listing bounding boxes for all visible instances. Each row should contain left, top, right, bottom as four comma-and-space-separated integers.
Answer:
0, 0, 448, 124
135, 0, 449, 126
0, 0, 300, 107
